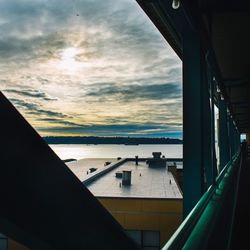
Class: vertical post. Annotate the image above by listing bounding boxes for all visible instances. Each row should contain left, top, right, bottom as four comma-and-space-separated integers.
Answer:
234, 126, 240, 154
135, 156, 138, 166
246, 133, 250, 144
203, 64, 213, 188
210, 79, 218, 182
229, 117, 235, 158
234, 124, 238, 154
233, 121, 236, 156
227, 113, 232, 161
233, 126, 237, 154
219, 96, 230, 171
235, 129, 239, 153
237, 130, 241, 151
183, 30, 203, 218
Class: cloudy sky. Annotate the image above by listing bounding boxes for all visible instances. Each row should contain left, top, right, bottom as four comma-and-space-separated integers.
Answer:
0, 0, 182, 138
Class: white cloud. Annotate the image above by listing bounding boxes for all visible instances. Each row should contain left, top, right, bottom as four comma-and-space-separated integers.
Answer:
0, 0, 182, 137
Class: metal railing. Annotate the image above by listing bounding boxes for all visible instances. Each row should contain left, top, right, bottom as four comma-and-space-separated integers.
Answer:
162, 150, 241, 250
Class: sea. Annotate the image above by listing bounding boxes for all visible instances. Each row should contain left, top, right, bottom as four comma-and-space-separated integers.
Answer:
49, 144, 183, 160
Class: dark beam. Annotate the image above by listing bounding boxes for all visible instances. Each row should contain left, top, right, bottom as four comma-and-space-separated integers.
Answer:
183, 29, 204, 217
136, 0, 182, 58
0, 92, 139, 250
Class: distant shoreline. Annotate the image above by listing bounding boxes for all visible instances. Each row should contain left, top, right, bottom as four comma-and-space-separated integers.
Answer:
43, 136, 182, 145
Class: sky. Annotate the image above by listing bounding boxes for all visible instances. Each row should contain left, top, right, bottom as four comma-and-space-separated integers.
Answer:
0, 0, 182, 138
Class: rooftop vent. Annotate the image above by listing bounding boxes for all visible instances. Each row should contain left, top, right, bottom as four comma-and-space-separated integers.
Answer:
135, 155, 139, 165
122, 170, 131, 186
89, 167, 97, 173
148, 152, 166, 168
115, 171, 123, 178
152, 152, 162, 158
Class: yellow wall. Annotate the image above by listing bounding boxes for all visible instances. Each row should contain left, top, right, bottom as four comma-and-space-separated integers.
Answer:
5, 198, 182, 249
98, 197, 182, 247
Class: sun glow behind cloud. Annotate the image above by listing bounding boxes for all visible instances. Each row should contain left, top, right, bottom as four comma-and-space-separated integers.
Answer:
57, 47, 83, 73
0, 0, 182, 138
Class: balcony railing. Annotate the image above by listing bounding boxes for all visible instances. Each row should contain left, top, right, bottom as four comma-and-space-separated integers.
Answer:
162, 150, 241, 250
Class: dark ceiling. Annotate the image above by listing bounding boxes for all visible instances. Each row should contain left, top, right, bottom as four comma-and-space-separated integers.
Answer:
211, 12, 250, 132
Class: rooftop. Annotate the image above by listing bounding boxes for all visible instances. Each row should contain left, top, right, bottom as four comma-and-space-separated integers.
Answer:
66, 158, 118, 181
86, 160, 182, 199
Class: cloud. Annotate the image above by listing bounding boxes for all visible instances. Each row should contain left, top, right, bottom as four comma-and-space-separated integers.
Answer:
37, 122, 181, 137
38, 118, 83, 127
9, 98, 67, 118
85, 82, 181, 101
0, 0, 182, 137
5, 88, 58, 101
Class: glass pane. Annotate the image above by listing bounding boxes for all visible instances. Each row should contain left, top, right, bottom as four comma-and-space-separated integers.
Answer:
143, 231, 160, 246
126, 230, 141, 246
0, 239, 7, 250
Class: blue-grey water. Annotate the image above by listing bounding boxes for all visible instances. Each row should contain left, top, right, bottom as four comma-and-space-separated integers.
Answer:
49, 144, 183, 160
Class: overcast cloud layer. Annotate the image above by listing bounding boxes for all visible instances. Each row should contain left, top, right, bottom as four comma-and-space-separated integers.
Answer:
0, 0, 182, 137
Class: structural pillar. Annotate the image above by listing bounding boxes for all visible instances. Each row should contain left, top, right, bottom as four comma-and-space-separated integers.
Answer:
203, 65, 213, 188
246, 133, 250, 144
229, 117, 235, 158
183, 30, 203, 218
218, 96, 230, 171
210, 78, 218, 182
236, 129, 240, 152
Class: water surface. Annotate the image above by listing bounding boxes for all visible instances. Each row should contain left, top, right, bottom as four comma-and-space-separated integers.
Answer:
49, 144, 183, 160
